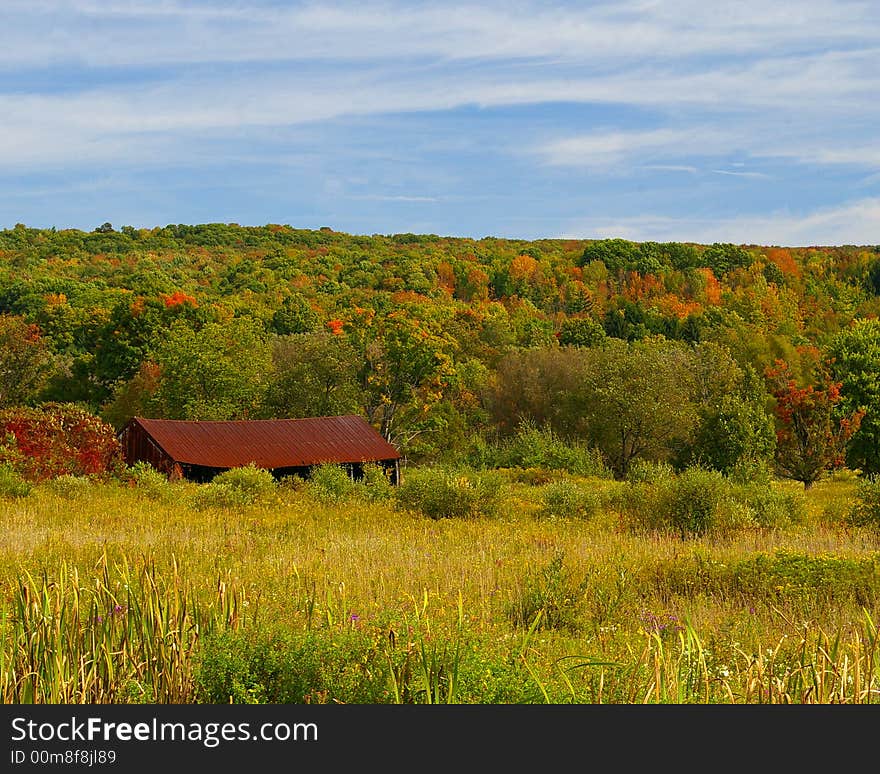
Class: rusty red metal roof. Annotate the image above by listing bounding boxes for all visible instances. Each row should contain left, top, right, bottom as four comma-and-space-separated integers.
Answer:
127, 415, 400, 469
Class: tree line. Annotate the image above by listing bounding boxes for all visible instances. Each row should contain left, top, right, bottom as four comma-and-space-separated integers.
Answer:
1, 223, 879, 488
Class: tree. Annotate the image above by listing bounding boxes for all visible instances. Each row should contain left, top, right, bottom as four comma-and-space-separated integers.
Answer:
92, 294, 211, 397
579, 338, 699, 478
261, 332, 360, 419
270, 293, 320, 335
558, 317, 606, 348
145, 316, 272, 420
579, 238, 640, 273
0, 315, 55, 408
827, 319, 880, 475
487, 346, 589, 435
765, 360, 863, 488
344, 305, 457, 446
684, 367, 776, 479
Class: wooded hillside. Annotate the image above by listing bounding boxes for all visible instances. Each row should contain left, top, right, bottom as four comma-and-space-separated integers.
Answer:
2, 222, 879, 483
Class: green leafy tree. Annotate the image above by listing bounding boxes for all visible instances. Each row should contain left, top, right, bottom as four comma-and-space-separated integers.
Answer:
92, 295, 211, 396
344, 305, 457, 446
558, 317, 607, 348
685, 367, 776, 479
270, 293, 320, 335
579, 238, 640, 273
827, 319, 880, 475
146, 316, 272, 420
262, 332, 360, 418
578, 339, 699, 479
0, 315, 55, 407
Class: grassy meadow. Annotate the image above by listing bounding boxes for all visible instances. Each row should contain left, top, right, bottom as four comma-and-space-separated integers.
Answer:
1, 463, 879, 705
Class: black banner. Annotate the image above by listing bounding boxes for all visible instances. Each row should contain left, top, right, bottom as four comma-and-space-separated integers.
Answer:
1, 703, 875, 770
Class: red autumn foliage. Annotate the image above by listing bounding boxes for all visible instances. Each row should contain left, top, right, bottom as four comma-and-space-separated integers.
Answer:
326, 319, 345, 335
765, 360, 863, 488
0, 404, 123, 482
160, 291, 198, 309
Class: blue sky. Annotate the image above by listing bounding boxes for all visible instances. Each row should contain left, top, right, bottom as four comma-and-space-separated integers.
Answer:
1, 0, 878, 245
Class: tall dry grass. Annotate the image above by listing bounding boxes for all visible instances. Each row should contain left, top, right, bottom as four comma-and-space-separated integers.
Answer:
0, 474, 877, 703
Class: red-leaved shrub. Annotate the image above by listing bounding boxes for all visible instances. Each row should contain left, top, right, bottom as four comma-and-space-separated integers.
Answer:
0, 403, 123, 481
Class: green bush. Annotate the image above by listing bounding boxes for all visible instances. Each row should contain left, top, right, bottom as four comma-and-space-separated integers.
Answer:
666, 467, 731, 538
306, 463, 356, 503
128, 461, 173, 502
194, 627, 392, 704
359, 463, 394, 502
191, 464, 276, 509
538, 480, 601, 520
471, 423, 611, 478
848, 477, 880, 528
304, 463, 395, 504
195, 624, 546, 704
731, 482, 806, 528
394, 467, 504, 519
0, 462, 31, 499
625, 459, 675, 485
617, 466, 758, 537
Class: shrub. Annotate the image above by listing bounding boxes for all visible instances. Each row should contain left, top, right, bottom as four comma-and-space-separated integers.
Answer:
612, 480, 666, 532
195, 623, 545, 704
666, 467, 731, 538
625, 458, 675, 485
848, 477, 880, 528
617, 466, 755, 537
127, 461, 173, 502
191, 464, 276, 509
359, 463, 394, 502
0, 462, 31, 499
731, 482, 806, 529
394, 467, 504, 519
538, 480, 602, 520
306, 463, 356, 503
0, 403, 122, 481
473, 423, 611, 478
194, 627, 392, 704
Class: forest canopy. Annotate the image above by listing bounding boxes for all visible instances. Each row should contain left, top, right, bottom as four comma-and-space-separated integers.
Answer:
1, 222, 878, 485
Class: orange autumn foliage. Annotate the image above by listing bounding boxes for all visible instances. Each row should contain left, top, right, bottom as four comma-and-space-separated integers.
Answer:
160, 291, 198, 309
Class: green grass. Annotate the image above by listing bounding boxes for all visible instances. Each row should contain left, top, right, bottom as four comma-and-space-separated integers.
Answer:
0, 472, 877, 703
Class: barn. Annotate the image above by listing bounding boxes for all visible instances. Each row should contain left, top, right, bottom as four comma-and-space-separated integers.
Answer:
118, 414, 402, 483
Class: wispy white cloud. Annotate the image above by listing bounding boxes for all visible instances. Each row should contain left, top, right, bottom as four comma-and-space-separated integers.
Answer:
538, 129, 708, 169
1, 0, 878, 243
643, 165, 700, 174
711, 170, 771, 179
349, 194, 439, 202
2, 1, 877, 67
559, 197, 880, 246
